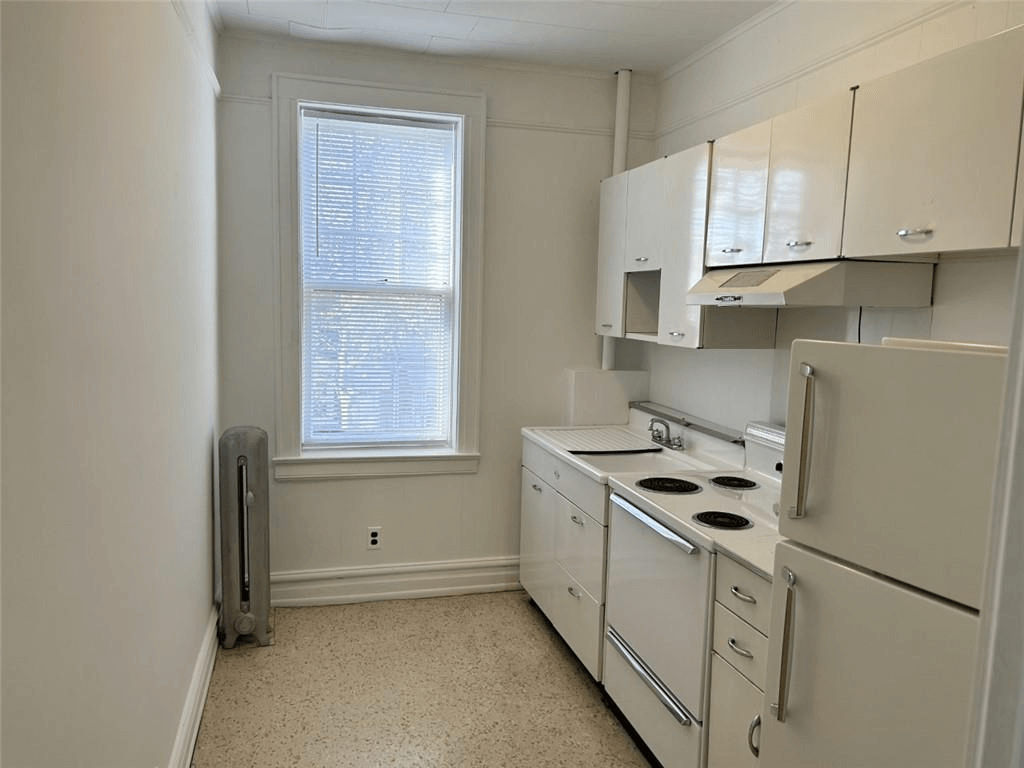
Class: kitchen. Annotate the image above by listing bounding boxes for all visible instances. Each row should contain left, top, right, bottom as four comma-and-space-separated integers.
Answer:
4, 2, 1024, 767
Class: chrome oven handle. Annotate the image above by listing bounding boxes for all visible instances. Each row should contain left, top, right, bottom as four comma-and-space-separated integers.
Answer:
788, 362, 815, 518
606, 626, 692, 726
770, 567, 798, 723
610, 494, 698, 554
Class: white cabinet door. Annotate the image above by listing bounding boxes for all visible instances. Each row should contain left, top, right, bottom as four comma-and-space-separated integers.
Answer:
596, 172, 628, 336
707, 654, 762, 768
763, 90, 853, 263
706, 119, 771, 268
625, 156, 668, 272
519, 469, 554, 612
760, 542, 978, 768
657, 143, 710, 347
844, 27, 1024, 258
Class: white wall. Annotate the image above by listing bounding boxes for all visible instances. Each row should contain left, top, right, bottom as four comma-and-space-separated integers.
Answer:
646, 1, 1024, 428
1, 2, 219, 766
217, 32, 656, 597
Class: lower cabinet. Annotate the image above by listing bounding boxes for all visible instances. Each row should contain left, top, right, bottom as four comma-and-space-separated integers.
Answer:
519, 461, 606, 680
707, 555, 771, 767
708, 654, 763, 768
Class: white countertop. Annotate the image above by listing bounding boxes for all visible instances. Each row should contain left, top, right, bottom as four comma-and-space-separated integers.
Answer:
521, 421, 782, 579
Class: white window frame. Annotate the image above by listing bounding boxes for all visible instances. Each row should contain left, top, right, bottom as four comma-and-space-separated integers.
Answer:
271, 74, 485, 480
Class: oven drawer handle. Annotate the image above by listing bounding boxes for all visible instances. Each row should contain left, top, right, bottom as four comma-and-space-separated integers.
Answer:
610, 494, 698, 555
606, 626, 692, 726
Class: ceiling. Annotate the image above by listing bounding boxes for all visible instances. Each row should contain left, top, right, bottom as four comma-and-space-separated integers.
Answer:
212, 1, 777, 75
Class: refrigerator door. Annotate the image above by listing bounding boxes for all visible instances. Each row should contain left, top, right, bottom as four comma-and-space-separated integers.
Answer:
760, 542, 978, 768
780, 339, 1005, 609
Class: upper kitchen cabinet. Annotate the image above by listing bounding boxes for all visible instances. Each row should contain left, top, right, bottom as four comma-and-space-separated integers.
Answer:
843, 26, 1024, 259
596, 172, 628, 336
659, 143, 777, 349
625, 156, 671, 272
762, 90, 854, 264
706, 119, 772, 268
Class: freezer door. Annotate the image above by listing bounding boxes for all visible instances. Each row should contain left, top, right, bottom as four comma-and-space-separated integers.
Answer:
780, 339, 1005, 609
760, 542, 979, 768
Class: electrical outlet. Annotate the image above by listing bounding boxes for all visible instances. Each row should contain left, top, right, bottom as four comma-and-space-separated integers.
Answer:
367, 526, 381, 550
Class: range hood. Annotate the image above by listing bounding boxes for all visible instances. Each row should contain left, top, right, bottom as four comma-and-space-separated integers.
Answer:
686, 261, 934, 308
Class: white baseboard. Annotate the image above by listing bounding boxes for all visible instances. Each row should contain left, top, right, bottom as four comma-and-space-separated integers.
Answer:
270, 555, 521, 606
168, 607, 218, 768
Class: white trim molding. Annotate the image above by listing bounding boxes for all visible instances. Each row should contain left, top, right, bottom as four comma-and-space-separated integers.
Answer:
167, 607, 219, 768
271, 556, 521, 606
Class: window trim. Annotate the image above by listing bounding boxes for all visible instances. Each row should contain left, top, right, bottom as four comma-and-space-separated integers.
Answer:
271, 73, 485, 480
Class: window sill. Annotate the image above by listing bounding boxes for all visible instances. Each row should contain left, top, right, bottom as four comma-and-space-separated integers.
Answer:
272, 451, 481, 481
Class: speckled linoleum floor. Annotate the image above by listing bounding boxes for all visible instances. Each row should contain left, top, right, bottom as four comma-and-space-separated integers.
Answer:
192, 590, 652, 767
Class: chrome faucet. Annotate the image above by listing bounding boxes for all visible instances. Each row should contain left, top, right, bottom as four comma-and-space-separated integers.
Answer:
648, 417, 683, 450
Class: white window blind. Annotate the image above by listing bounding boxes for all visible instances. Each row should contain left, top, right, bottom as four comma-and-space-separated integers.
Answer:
298, 105, 462, 449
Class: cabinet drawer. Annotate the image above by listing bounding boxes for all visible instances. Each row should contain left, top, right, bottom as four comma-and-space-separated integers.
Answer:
603, 635, 703, 768
554, 493, 605, 599
716, 555, 771, 633
522, 440, 607, 520
713, 603, 768, 690
545, 565, 603, 680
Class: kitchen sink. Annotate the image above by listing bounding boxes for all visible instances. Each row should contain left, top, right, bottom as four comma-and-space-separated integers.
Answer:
575, 450, 715, 474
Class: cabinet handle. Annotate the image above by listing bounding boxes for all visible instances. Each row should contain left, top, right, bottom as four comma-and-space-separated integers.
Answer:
600, 323, 613, 329
771, 567, 798, 723
570, 514, 585, 527
567, 585, 582, 599
730, 585, 757, 604
728, 637, 755, 659
785, 240, 813, 248
669, 331, 685, 337
788, 362, 815, 519
715, 295, 743, 304
634, 256, 650, 263
897, 228, 933, 238
748, 714, 761, 758
720, 247, 743, 254
553, 470, 560, 480
531, 484, 542, 493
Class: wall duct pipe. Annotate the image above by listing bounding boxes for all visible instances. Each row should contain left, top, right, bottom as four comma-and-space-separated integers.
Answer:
603, 68, 632, 371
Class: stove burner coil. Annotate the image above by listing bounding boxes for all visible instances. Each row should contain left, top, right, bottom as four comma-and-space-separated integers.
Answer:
710, 475, 758, 491
692, 511, 753, 530
636, 477, 702, 494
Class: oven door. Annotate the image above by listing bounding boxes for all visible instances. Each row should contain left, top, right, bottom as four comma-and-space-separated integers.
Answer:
605, 493, 713, 719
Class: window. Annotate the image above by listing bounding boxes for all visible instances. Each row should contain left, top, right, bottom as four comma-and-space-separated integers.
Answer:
273, 75, 484, 479
299, 107, 461, 449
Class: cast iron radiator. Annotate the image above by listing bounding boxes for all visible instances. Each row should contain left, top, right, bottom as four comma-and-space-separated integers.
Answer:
218, 426, 273, 648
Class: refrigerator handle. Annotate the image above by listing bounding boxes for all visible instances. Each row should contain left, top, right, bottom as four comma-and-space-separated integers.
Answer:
788, 363, 815, 519
770, 567, 798, 723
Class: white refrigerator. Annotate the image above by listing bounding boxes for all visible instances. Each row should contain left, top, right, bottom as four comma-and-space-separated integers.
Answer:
758, 338, 1007, 768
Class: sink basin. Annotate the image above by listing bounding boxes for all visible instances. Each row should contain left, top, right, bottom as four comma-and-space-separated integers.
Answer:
575, 451, 714, 474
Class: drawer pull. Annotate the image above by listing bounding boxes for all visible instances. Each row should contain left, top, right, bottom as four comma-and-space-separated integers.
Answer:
785, 240, 813, 248
730, 585, 757, 604
567, 585, 582, 599
728, 637, 755, 659
570, 514, 585, 527
669, 331, 685, 337
748, 714, 761, 757
634, 256, 650, 263
897, 227, 934, 239
720, 247, 743, 254
531, 484, 542, 493
553, 470, 560, 480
